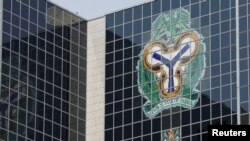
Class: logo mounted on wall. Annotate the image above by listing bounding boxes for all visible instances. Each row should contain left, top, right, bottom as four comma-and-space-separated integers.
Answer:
163, 129, 180, 141
137, 8, 206, 118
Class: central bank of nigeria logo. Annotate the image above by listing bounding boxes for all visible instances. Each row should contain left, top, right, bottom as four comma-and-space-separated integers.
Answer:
137, 8, 206, 118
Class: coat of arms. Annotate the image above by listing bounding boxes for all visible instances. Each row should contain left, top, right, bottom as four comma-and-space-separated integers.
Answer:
163, 129, 180, 141
137, 8, 206, 118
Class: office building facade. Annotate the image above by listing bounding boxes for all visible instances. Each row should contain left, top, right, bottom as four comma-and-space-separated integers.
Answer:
0, 0, 86, 141
105, 0, 249, 141
0, 0, 249, 141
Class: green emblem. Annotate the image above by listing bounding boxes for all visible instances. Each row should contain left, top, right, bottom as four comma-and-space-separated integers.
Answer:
163, 129, 180, 141
137, 8, 206, 118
